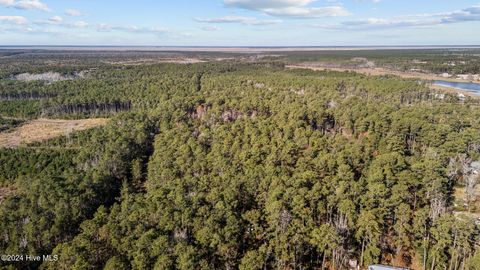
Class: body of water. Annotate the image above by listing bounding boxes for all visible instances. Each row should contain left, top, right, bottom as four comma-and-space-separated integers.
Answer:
434, 80, 480, 95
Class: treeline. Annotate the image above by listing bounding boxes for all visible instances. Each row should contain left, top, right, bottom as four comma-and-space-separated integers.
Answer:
0, 117, 24, 132
2, 56, 473, 119
0, 91, 57, 100
281, 49, 480, 75
42, 100, 132, 116
0, 63, 211, 118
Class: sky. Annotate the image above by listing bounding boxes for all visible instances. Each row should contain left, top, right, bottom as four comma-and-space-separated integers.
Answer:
0, 0, 480, 46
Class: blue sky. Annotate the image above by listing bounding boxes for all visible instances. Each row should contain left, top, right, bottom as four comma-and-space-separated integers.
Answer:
0, 0, 479, 45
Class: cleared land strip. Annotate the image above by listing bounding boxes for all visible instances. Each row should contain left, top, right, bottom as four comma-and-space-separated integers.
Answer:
0, 118, 108, 148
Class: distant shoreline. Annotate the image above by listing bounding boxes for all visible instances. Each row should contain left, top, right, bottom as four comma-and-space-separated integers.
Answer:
1, 45, 480, 52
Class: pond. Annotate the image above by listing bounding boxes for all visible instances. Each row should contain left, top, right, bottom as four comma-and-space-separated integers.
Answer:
433, 80, 480, 95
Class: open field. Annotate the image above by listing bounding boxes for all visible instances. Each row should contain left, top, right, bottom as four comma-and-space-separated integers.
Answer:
0, 118, 108, 148
103, 58, 207, 65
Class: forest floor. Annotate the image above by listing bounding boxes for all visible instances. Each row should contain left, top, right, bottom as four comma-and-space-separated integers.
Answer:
286, 64, 480, 98
0, 118, 108, 148
453, 185, 480, 220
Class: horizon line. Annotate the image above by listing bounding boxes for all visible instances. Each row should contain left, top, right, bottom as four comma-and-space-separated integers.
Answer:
2, 45, 480, 52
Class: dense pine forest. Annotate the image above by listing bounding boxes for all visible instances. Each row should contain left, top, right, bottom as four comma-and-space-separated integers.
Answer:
1, 50, 480, 270
280, 49, 480, 75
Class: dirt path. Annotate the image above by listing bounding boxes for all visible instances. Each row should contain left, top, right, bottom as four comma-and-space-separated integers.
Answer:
0, 118, 108, 148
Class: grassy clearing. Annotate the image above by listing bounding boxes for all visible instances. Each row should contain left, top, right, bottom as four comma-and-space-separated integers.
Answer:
0, 118, 108, 148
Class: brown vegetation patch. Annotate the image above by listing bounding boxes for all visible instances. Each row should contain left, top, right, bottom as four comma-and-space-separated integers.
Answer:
453, 185, 480, 218
0, 186, 16, 204
0, 118, 108, 148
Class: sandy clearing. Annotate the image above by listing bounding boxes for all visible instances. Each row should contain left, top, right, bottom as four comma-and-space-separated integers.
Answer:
0, 118, 109, 148
104, 58, 206, 66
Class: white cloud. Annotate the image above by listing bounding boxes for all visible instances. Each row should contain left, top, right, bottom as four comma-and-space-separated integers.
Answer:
96, 24, 169, 35
439, 6, 480, 23
25, 17, 169, 35
49, 16, 63, 23
224, 0, 351, 18
195, 16, 281, 25
0, 0, 14, 5
71, 21, 88, 28
33, 17, 89, 28
16, 27, 63, 35
0, 15, 28, 24
307, 4, 480, 30
65, 9, 84, 17
1, 13, 176, 40
263, 6, 351, 17
34, 16, 64, 25
225, 0, 314, 9
201, 25, 222, 31
0, 0, 50, 11
354, 0, 381, 3
16, 0, 49, 11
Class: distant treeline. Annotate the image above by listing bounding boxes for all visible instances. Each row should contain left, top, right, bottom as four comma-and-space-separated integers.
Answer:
42, 100, 132, 116
281, 49, 480, 74
0, 117, 24, 132
0, 91, 57, 100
